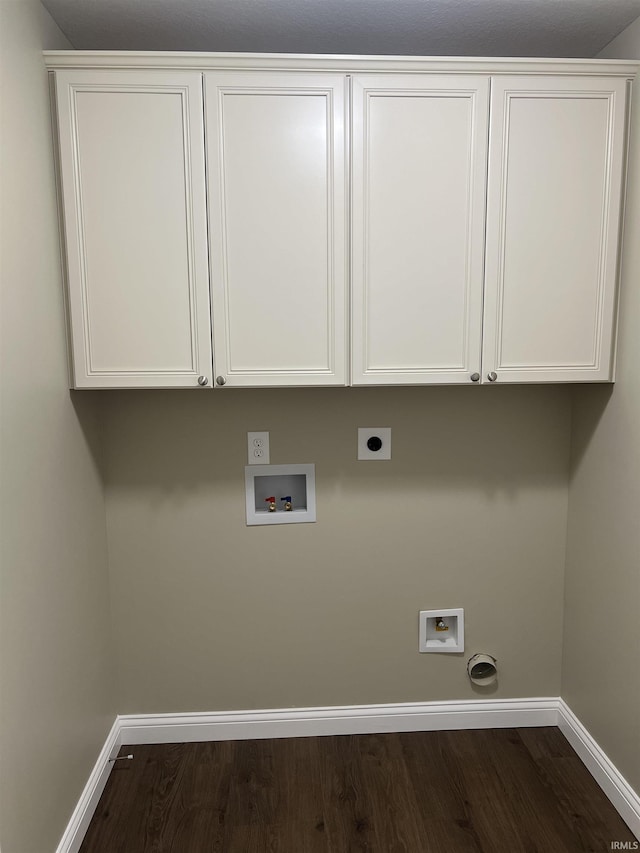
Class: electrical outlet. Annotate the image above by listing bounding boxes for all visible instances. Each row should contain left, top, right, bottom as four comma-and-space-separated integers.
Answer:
358, 427, 391, 460
247, 431, 270, 465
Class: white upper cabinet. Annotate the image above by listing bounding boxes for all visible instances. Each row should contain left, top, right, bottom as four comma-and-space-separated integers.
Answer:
351, 75, 490, 385
49, 57, 633, 389
55, 70, 213, 389
205, 72, 348, 387
483, 76, 628, 383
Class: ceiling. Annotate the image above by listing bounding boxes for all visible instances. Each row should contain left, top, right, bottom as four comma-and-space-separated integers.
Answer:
41, 0, 640, 58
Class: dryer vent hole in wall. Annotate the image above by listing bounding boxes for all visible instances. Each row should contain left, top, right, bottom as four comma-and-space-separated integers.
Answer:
468, 654, 498, 686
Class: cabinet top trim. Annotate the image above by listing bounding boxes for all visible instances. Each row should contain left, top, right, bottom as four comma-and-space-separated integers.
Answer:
43, 51, 638, 77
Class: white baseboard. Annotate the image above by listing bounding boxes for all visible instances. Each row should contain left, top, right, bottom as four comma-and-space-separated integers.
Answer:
55, 719, 121, 853
57, 697, 640, 850
558, 699, 640, 840
118, 697, 559, 745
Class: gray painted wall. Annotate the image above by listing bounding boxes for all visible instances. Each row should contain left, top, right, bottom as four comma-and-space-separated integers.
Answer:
104, 386, 570, 713
0, 3, 116, 850
561, 16, 640, 794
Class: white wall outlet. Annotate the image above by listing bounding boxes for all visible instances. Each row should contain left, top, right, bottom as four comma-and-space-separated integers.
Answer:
358, 427, 391, 460
247, 431, 270, 465
419, 608, 464, 653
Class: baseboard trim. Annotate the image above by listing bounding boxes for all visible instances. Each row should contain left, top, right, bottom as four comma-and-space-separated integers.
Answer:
58, 698, 640, 850
118, 697, 559, 745
558, 699, 640, 840
55, 719, 121, 853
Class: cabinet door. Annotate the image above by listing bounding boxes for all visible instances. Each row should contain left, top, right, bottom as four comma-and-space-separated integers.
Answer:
351, 75, 490, 385
205, 72, 347, 387
55, 71, 212, 389
483, 76, 628, 383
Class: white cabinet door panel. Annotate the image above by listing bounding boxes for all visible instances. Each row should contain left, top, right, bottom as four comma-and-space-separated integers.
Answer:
55, 71, 212, 388
351, 75, 489, 385
483, 76, 628, 383
206, 73, 347, 386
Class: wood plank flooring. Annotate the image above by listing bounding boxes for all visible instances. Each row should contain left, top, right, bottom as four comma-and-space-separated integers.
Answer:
80, 727, 636, 852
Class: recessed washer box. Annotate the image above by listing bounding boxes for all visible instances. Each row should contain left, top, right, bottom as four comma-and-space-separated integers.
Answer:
419, 608, 464, 653
245, 464, 316, 525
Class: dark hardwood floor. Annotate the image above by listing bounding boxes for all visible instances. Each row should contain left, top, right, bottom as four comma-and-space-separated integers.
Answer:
80, 727, 636, 852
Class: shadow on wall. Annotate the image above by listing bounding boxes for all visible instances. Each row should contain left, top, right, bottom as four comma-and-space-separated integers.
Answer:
98, 384, 572, 499
70, 390, 106, 480
568, 383, 614, 475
